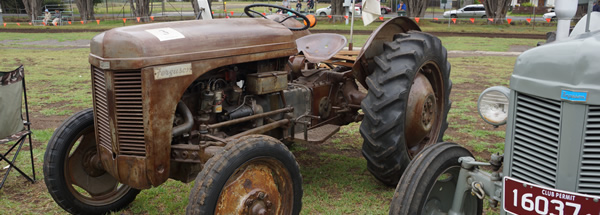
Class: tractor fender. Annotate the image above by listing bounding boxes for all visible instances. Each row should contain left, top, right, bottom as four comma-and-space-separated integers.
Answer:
352, 17, 421, 90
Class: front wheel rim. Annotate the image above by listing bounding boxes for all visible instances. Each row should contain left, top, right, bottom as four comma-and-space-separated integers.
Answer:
424, 166, 479, 214
63, 126, 133, 206
215, 157, 294, 214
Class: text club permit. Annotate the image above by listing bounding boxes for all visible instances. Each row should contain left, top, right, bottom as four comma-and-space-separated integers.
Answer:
503, 176, 600, 215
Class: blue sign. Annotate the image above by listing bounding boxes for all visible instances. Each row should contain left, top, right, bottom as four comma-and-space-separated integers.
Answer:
561, 90, 587, 102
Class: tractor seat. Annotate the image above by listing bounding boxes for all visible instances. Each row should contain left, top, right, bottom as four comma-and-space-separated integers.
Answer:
295, 33, 347, 63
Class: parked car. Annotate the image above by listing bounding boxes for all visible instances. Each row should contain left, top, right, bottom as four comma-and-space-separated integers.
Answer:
543, 8, 557, 21
354, 3, 392, 14
316, 5, 361, 16
543, 12, 556, 21
443, 4, 487, 18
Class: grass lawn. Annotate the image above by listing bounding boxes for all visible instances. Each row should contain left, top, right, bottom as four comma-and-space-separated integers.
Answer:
0, 21, 538, 214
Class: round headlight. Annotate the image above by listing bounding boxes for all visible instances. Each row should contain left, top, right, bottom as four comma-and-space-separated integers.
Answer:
477, 86, 510, 126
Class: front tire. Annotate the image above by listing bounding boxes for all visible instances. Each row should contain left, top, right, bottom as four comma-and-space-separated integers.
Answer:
360, 31, 452, 186
43, 109, 140, 214
389, 142, 482, 215
186, 135, 303, 215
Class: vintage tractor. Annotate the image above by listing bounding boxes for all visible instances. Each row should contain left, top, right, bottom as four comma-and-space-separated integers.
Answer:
388, 0, 600, 214
42, 4, 452, 214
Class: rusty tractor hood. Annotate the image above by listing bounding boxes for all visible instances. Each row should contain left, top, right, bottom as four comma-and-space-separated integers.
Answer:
90, 18, 298, 70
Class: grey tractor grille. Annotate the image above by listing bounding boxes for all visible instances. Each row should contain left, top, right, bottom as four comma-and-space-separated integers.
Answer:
510, 93, 560, 188
92, 68, 146, 156
92, 67, 112, 151
579, 105, 600, 196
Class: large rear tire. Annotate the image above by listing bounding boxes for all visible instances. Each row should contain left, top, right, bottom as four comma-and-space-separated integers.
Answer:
43, 108, 140, 214
186, 135, 303, 215
360, 31, 452, 186
389, 142, 482, 215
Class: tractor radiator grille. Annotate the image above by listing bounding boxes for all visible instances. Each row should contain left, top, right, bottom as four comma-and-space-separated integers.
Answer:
92, 68, 145, 156
113, 71, 145, 156
92, 67, 112, 151
579, 105, 600, 196
510, 93, 561, 188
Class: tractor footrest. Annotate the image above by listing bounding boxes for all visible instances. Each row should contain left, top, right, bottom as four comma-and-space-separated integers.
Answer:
293, 124, 340, 144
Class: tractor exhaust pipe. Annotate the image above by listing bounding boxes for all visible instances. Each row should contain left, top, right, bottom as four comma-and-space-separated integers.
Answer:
172, 101, 194, 137
555, 0, 578, 41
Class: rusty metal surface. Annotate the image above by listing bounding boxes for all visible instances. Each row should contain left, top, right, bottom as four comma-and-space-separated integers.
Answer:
215, 157, 293, 215
404, 63, 446, 158
246, 71, 288, 95
293, 124, 340, 144
289, 69, 365, 130
96, 50, 296, 188
341, 78, 366, 107
404, 73, 436, 152
295, 33, 347, 63
207, 107, 293, 130
89, 18, 298, 70
352, 17, 421, 90
170, 144, 202, 163
228, 119, 290, 140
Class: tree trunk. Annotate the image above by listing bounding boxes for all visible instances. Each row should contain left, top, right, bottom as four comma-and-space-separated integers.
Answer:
75, 0, 95, 23
483, 0, 511, 24
192, 0, 200, 16
0, 2, 3, 25
87, 0, 95, 20
574, 4, 589, 22
75, 0, 85, 22
130, 0, 151, 21
330, 0, 344, 22
21, 0, 42, 21
406, 0, 427, 17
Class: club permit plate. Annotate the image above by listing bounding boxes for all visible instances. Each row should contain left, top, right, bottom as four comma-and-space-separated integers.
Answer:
154, 63, 192, 80
146, 28, 185, 41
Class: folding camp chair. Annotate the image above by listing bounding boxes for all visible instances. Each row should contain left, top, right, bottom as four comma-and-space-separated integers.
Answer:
0, 65, 35, 190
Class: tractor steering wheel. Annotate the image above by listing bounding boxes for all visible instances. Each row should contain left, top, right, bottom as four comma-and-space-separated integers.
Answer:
244, 4, 310, 31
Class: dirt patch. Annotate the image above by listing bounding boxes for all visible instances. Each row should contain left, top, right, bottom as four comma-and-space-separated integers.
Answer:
20, 39, 90, 47
508, 44, 534, 52
448, 50, 522, 58
0, 28, 106, 33
0, 39, 90, 48
29, 115, 68, 131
